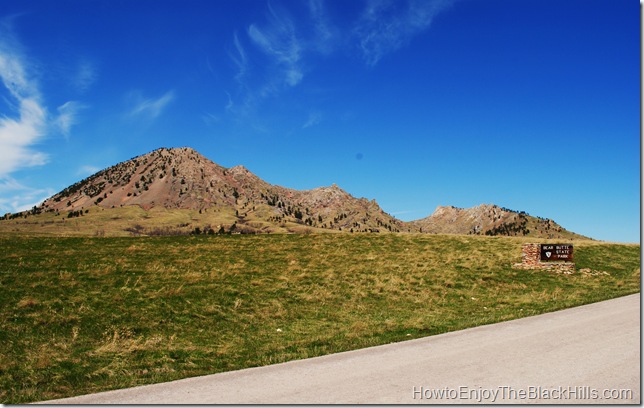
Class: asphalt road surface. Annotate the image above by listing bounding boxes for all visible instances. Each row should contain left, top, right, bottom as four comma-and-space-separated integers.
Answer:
41, 293, 640, 404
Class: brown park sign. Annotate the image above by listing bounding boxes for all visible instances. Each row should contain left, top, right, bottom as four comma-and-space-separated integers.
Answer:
540, 244, 573, 262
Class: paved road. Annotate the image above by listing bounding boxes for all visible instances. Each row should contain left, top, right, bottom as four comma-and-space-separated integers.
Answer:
42, 293, 640, 404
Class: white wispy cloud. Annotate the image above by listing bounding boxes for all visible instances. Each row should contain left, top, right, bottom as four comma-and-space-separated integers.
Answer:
247, 3, 303, 88
127, 90, 175, 120
0, 177, 53, 214
0, 19, 49, 179
230, 32, 249, 84
77, 165, 102, 177
390, 210, 415, 216
222, 0, 453, 127
225, 3, 315, 120
55, 100, 86, 138
223, 5, 304, 119
0, 99, 48, 177
73, 59, 98, 93
225, 1, 453, 107
353, 0, 454, 66
202, 112, 221, 127
0, 18, 95, 213
224, 91, 234, 111
307, 0, 338, 54
302, 110, 322, 129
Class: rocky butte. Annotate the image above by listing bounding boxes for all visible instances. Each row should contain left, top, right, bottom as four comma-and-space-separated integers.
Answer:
4, 147, 589, 239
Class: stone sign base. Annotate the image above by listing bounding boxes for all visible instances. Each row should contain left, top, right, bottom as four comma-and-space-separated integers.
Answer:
513, 243, 575, 274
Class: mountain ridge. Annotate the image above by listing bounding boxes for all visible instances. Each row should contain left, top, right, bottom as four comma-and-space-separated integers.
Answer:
4, 147, 590, 239
409, 203, 587, 239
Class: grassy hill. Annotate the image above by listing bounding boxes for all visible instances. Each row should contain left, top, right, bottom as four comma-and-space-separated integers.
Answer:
0, 204, 335, 236
0, 233, 639, 403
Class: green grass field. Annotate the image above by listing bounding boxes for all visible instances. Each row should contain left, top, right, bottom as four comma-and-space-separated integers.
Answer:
0, 233, 639, 403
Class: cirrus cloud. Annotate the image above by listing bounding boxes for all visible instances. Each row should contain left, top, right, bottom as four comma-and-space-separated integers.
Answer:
73, 59, 98, 93
127, 90, 176, 121
0, 177, 53, 214
0, 19, 49, 178
353, 0, 455, 66
225, 0, 456, 122
248, 3, 304, 88
55, 101, 86, 138
0, 17, 91, 213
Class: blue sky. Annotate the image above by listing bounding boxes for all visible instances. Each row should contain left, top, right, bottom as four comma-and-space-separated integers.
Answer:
0, 0, 639, 242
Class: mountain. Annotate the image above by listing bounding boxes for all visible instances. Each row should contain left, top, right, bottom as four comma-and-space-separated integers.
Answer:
409, 204, 589, 240
37, 147, 404, 234
5, 147, 589, 239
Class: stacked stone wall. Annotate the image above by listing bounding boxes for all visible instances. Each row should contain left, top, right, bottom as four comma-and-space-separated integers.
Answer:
513, 243, 575, 274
